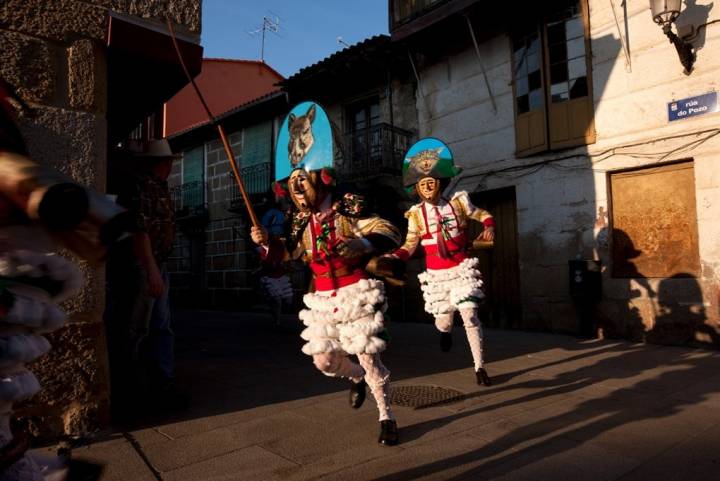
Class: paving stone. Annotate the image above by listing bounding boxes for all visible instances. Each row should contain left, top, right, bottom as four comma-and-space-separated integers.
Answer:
313, 434, 492, 481
70, 436, 156, 481
559, 402, 720, 461
457, 436, 639, 481
615, 422, 720, 481
142, 410, 315, 472
163, 445, 299, 481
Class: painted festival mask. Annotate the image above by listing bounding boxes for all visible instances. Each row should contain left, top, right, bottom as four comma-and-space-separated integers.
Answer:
416, 176, 442, 204
288, 169, 326, 212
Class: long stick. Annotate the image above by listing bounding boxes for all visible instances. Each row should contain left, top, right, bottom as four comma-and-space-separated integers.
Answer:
166, 19, 260, 227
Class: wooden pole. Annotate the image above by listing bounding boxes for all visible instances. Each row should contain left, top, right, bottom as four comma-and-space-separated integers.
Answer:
166, 19, 260, 227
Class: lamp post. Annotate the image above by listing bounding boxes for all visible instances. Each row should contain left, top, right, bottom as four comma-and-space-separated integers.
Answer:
650, 0, 696, 73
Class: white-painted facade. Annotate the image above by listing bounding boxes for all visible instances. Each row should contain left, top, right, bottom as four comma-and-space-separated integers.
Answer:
411, 0, 720, 343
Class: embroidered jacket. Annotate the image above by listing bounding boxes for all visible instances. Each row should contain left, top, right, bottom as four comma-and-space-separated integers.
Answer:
117, 173, 175, 264
394, 191, 494, 269
266, 193, 400, 291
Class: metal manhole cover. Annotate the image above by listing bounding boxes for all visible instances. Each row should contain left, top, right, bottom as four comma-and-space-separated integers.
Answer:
390, 385, 465, 408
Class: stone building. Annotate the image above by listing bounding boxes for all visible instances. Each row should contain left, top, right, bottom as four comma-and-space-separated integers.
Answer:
165, 38, 423, 316
167, 80, 288, 309
388, 0, 720, 346
0, 0, 202, 437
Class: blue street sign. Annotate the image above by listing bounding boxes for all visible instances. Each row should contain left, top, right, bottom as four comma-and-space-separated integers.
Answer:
668, 92, 718, 122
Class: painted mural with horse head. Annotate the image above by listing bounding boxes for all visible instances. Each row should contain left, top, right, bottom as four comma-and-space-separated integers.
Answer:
288, 103, 316, 167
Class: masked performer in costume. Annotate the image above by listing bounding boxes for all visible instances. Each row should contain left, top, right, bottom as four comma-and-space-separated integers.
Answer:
388, 138, 495, 386
0, 77, 128, 480
250, 102, 401, 445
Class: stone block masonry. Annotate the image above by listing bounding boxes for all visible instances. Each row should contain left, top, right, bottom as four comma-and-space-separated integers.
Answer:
1, 0, 202, 441
170, 217, 256, 310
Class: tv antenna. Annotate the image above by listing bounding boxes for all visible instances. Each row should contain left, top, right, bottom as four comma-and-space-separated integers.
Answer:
337, 36, 351, 48
247, 13, 281, 62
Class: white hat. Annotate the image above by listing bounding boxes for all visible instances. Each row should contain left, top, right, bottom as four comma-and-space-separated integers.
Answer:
131, 139, 181, 160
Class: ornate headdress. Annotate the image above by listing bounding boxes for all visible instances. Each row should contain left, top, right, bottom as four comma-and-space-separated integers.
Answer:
273, 101, 335, 193
401, 137, 461, 187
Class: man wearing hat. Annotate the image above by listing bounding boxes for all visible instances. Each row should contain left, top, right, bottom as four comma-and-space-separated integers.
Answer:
388, 138, 495, 386
250, 102, 402, 445
106, 138, 182, 414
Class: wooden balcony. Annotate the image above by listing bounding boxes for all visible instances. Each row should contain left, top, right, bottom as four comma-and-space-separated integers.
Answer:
339, 123, 414, 179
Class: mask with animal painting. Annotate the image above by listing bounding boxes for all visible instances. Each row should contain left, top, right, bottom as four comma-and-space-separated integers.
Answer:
402, 138, 462, 197
274, 101, 335, 213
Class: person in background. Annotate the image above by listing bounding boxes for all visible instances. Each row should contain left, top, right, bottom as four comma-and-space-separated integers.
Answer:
106, 139, 185, 416
256, 198, 294, 325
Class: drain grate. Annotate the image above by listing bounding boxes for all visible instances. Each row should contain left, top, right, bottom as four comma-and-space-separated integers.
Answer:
390, 385, 466, 408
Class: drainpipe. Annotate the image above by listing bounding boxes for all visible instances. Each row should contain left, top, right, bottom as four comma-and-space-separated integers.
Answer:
464, 14, 497, 113
387, 67, 395, 131
610, 0, 632, 72
407, 49, 431, 119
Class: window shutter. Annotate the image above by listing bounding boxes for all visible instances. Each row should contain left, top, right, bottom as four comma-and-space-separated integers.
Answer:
182, 146, 204, 207
511, 27, 549, 157
516, 110, 548, 155
242, 121, 272, 167
545, 0, 596, 150
240, 121, 272, 194
182, 146, 203, 184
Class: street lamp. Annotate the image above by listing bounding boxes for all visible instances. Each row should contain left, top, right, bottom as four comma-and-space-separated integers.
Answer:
650, 0, 695, 73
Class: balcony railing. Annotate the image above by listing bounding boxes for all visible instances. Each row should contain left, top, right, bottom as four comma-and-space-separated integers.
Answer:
340, 123, 414, 179
391, 0, 452, 29
171, 181, 206, 218
228, 162, 272, 212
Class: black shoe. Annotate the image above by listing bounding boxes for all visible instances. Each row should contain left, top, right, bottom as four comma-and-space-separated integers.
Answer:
349, 379, 366, 409
476, 368, 492, 386
440, 332, 453, 352
378, 420, 399, 446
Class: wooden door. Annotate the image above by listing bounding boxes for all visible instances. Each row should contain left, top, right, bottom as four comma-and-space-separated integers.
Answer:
469, 187, 522, 328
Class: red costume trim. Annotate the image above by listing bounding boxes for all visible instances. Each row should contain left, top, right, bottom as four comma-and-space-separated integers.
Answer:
314, 269, 366, 292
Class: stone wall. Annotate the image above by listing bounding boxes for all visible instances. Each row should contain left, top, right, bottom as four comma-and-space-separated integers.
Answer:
169, 132, 260, 309
412, 0, 720, 345
0, 0, 201, 438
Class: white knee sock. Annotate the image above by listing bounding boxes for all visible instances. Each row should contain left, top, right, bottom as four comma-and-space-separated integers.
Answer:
460, 308, 484, 370
313, 352, 365, 380
358, 354, 394, 421
434, 313, 454, 333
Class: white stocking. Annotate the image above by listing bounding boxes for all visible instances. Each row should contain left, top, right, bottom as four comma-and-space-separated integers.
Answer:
312, 352, 365, 381
434, 313, 454, 333
460, 308, 484, 370
358, 353, 394, 421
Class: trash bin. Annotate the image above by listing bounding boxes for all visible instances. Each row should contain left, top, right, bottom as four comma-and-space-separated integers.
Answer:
569, 259, 602, 337
569, 259, 602, 301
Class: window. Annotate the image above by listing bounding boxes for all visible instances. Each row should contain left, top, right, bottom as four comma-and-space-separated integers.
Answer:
240, 121, 272, 195
181, 146, 204, 208
610, 161, 700, 278
511, 0, 595, 156
346, 98, 382, 171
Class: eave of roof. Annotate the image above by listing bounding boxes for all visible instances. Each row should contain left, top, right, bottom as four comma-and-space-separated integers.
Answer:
202, 58, 284, 79
282, 34, 391, 85
168, 89, 286, 140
